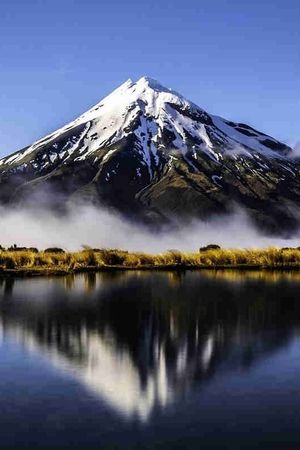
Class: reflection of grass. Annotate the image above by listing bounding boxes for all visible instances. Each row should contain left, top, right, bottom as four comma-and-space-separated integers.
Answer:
200, 269, 300, 283
1, 247, 300, 273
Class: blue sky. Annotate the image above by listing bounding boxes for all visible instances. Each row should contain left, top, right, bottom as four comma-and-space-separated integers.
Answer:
0, 0, 299, 157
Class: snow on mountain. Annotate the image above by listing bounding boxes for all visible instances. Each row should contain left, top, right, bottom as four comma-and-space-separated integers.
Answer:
0, 76, 291, 173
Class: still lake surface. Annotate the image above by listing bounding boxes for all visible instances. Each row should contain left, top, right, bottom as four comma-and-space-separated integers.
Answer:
1, 270, 300, 449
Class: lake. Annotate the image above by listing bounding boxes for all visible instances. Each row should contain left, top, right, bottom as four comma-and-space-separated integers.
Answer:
1, 270, 300, 449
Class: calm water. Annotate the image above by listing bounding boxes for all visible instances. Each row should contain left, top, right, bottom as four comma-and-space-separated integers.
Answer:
1, 270, 300, 449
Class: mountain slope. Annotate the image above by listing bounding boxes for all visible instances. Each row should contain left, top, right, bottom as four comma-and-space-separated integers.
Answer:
0, 76, 299, 232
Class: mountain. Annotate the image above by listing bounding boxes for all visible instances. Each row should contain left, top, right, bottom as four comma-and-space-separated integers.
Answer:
0, 76, 299, 233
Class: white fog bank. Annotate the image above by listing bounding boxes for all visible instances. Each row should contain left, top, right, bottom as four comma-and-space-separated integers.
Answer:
0, 205, 299, 251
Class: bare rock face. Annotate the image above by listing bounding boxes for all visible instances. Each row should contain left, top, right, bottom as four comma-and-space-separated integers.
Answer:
0, 76, 299, 233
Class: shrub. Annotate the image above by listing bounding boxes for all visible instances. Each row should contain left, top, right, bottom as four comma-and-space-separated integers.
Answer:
28, 247, 39, 253
44, 248, 65, 254
199, 244, 221, 252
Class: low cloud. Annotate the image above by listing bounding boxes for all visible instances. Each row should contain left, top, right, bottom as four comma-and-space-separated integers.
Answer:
0, 204, 299, 252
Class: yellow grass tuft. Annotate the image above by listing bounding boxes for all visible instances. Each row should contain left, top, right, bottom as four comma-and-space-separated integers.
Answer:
0, 246, 300, 273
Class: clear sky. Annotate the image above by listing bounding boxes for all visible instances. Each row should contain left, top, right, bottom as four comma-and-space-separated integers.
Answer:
0, 0, 299, 157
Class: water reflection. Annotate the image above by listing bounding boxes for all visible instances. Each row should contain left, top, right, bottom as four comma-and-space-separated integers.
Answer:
0, 270, 300, 421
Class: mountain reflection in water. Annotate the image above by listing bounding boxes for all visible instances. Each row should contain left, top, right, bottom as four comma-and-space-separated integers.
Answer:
0, 270, 300, 421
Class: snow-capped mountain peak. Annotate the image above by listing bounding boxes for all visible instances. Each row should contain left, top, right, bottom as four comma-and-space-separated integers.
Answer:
0, 76, 290, 172
0, 76, 298, 234
76, 76, 190, 125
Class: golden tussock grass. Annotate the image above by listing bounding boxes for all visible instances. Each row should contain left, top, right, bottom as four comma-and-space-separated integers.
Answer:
0, 246, 300, 272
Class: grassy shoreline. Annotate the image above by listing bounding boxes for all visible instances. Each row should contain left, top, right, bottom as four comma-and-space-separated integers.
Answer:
1, 247, 300, 276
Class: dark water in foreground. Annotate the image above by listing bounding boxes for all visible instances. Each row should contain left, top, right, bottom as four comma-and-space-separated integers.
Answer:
1, 271, 300, 449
